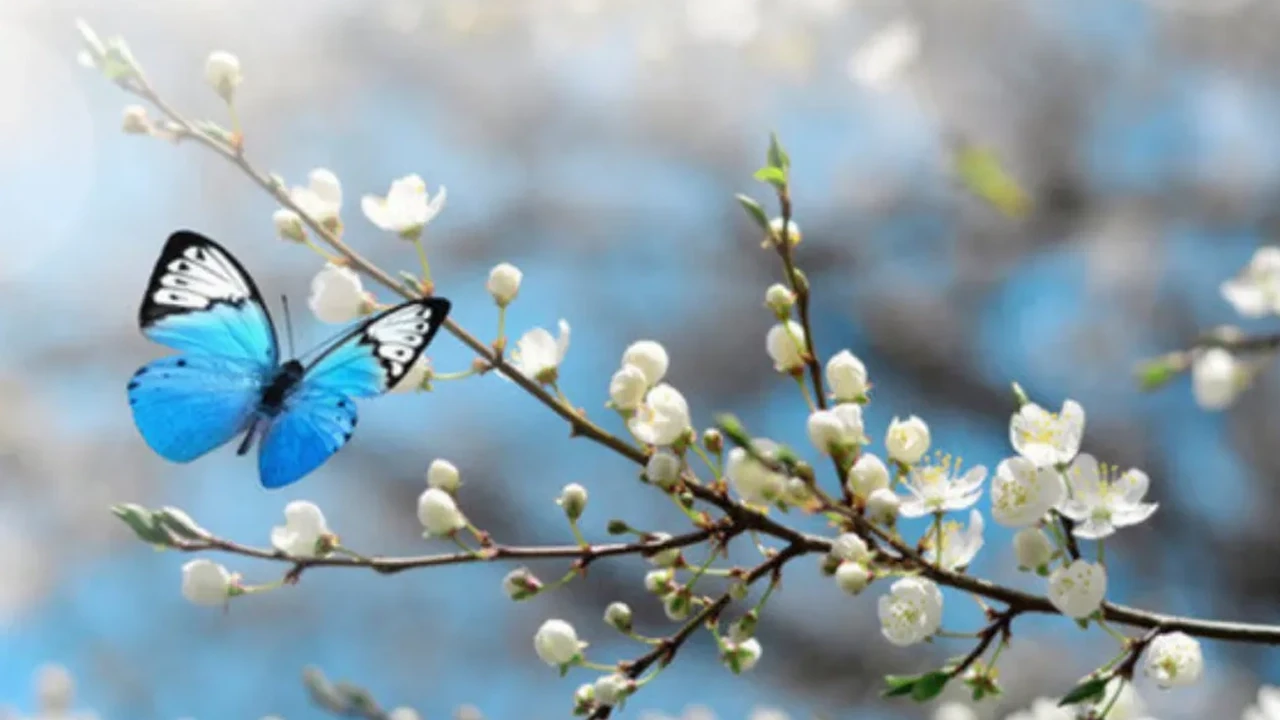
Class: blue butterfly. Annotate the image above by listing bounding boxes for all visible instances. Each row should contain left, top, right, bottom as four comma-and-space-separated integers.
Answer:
127, 230, 451, 489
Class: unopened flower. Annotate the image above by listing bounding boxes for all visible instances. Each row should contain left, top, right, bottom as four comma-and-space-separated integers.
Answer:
1145, 632, 1203, 688
503, 568, 542, 600
204, 50, 242, 102
1010, 400, 1084, 468
726, 441, 787, 505
608, 365, 648, 411
417, 488, 466, 536
604, 602, 633, 632
426, 459, 460, 493
878, 577, 943, 646
898, 455, 986, 518
866, 487, 900, 525
534, 619, 585, 667
273, 208, 305, 243
557, 483, 589, 522
628, 383, 692, 446
806, 404, 866, 455
270, 501, 332, 557
990, 457, 1066, 527
573, 684, 595, 713
1047, 559, 1106, 619
830, 533, 871, 564
644, 532, 682, 567
593, 674, 631, 707
846, 453, 890, 499
507, 320, 570, 384
121, 104, 149, 134
361, 174, 446, 237
1240, 684, 1280, 720
486, 262, 522, 306
835, 561, 874, 595
768, 217, 801, 246
1013, 527, 1054, 572
886, 416, 930, 465
664, 593, 692, 620
826, 350, 869, 402
1221, 246, 1280, 317
644, 568, 675, 595
1192, 348, 1250, 410
765, 284, 795, 315
622, 340, 669, 387
290, 169, 343, 224
181, 559, 233, 606
1058, 454, 1158, 539
922, 509, 984, 570
721, 637, 763, 673
308, 263, 366, 324
644, 449, 682, 488
766, 321, 806, 373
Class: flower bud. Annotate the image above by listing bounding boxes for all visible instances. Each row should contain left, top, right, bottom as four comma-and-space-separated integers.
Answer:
866, 488, 900, 525
572, 684, 595, 715
593, 674, 631, 707
606, 519, 631, 535
765, 283, 795, 316
534, 619, 585, 667
1013, 527, 1054, 572
426, 459, 461, 493
604, 602, 633, 632
181, 559, 233, 606
701, 428, 723, 454
417, 488, 467, 536
826, 350, 869, 402
644, 568, 674, 595
121, 104, 149, 134
721, 637, 763, 673
663, 592, 691, 620
885, 415, 930, 465
608, 365, 648, 411
557, 483, 588, 522
502, 568, 542, 601
644, 532, 682, 567
308, 264, 365, 324
645, 449, 682, 489
769, 217, 801, 246
487, 262, 522, 307
830, 533, 870, 564
835, 561, 873, 595
846, 453, 890, 499
766, 321, 806, 373
621, 340, 669, 387
273, 209, 305, 243
204, 50, 242, 102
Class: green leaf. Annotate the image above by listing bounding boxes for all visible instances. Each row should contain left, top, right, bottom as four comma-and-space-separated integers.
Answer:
753, 166, 788, 190
1135, 354, 1185, 392
735, 194, 770, 231
910, 671, 950, 702
155, 507, 206, 540
953, 145, 1030, 219
881, 673, 922, 698
110, 504, 171, 545
715, 413, 751, 449
1058, 676, 1109, 707
767, 132, 791, 172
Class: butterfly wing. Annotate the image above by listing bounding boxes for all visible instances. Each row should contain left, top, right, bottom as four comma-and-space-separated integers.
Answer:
127, 355, 264, 463
254, 298, 451, 489
138, 230, 279, 366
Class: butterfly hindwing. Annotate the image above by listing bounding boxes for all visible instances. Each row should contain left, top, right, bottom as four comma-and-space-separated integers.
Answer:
301, 298, 451, 398
257, 385, 358, 489
127, 354, 264, 463
139, 230, 279, 367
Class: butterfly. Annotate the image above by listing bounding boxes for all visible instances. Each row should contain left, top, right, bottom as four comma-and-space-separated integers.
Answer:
127, 230, 451, 489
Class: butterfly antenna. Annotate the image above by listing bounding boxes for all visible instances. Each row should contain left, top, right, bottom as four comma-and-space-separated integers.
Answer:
281, 294, 296, 358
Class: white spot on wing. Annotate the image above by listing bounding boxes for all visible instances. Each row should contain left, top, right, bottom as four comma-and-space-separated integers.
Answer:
363, 303, 436, 383
152, 243, 253, 311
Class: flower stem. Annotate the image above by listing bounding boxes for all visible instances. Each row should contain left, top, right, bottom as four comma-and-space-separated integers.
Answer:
412, 236, 432, 285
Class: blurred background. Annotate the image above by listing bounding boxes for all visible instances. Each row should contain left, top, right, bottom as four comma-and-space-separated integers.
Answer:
2, 0, 1280, 718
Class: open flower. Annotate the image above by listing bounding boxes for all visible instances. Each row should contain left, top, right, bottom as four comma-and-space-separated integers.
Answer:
506, 320, 570, 384
1144, 632, 1203, 689
1221, 246, 1280, 317
270, 501, 332, 557
878, 577, 943, 646
921, 509, 984, 570
990, 457, 1066, 527
898, 455, 986, 518
308, 263, 367, 324
1058, 454, 1158, 539
1010, 399, 1084, 468
1047, 559, 1106, 618
361, 174, 446, 237
627, 384, 691, 446
290, 168, 342, 224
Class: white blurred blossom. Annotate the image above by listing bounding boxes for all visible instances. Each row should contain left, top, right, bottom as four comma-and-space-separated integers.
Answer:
204, 50, 241, 101
1242, 685, 1280, 720
1013, 527, 1054, 571
417, 488, 466, 536
726, 440, 787, 505
1221, 246, 1280, 317
847, 453, 891, 500
270, 501, 330, 557
181, 559, 232, 606
628, 384, 692, 446
426, 459, 460, 493
720, 637, 763, 673
1047, 559, 1106, 618
806, 404, 866, 455
846, 20, 920, 91
645, 449, 682, 488
826, 350, 868, 402
766, 321, 807, 373
609, 365, 649, 411
765, 283, 795, 314
487, 263, 522, 306
273, 208, 304, 243
290, 169, 343, 224
686, 0, 761, 46
622, 340, 669, 387
866, 488, 900, 525
878, 577, 943, 646
308, 263, 366, 324
361, 174, 446, 236
834, 560, 873, 595
932, 703, 978, 720
1192, 347, 1249, 410
1058, 454, 1158, 539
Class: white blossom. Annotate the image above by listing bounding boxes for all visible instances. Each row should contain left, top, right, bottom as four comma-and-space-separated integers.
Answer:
1242, 685, 1280, 720
534, 619, 585, 667
1004, 698, 1074, 720
361, 174, 446, 236
866, 488, 900, 525
622, 340, 669, 387
644, 533, 682, 567
204, 51, 242, 101
1047, 559, 1106, 618
426, 459, 460, 493
898, 456, 986, 518
121, 104, 149, 134
885, 415, 930, 465
826, 350, 869, 402
628, 383, 692, 446
830, 533, 871, 564
417, 488, 466, 536
502, 568, 542, 600
608, 365, 648, 411
507, 320, 570, 383
644, 449, 682, 488
273, 208, 305, 243
1192, 347, 1249, 410
1221, 246, 1280, 317
644, 568, 674, 595
1010, 400, 1084, 468
765, 321, 806, 373
768, 217, 801, 246
557, 483, 588, 521
721, 637, 763, 673
932, 703, 978, 720
846, 453, 890, 499
990, 457, 1066, 527
290, 169, 343, 224
847, 20, 921, 91
686, 0, 761, 46
664, 593, 692, 620
1013, 527, 1054, 571
765, 283, 795, 314
270, 501, 330, 557
181, 559, 232, 606
878, 577, 943, 646
806, 403, 866, 456
922, 509, 984, 570
593, 674, 631, 707
604, 602, 633, 632
308, 263, 366, 324
726, 441, 787, 505
835, 560, 873, 595
1058, 454, 1158, 539
1144, 632, 1203, 688
486, 263, 522, 306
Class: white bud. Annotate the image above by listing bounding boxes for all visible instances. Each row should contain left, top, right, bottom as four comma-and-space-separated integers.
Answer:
1144, 632, 1203, 688
765, 283, 795, 314
308, 263, 366, 324
769, 217, 801, 246
644, 568, 674, 595
533, 619, 585, 667
784, 476, 812, 505
766, 321, 807, 373
826, 350, 869, 402
270, 500, 331, 558
1013, 527, 1054, 571
416, 488, 467, 536
273, 209, 305, 243
1192, 347, 1248, 410
121, 104, 149, 134
557, 483, 589, 522
663, 593, 691, 620
573, 684, 595, 713
609, 365, 648, 411
181, 559, 233, 606
644, 449, 682, 489
426, 459, 461, 493
830, 533, 870, 564
593, 674, 631, 707
487, 262, 522, 306
1047, 559, 1107, 619
866, 488, 900, 525
204, 50, 242, 102
644, 532, 682, 567
604, 602, 633, 632
806, 404, 865, 455
622, 340, 670, 387
502, 568, 542, 600
721, 637, 763, 673
885, 415, 930, 465
835, 561, 873, 595
847, 453, 890, 499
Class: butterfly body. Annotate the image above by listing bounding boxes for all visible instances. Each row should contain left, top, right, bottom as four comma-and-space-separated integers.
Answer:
128, 231, 450, 489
